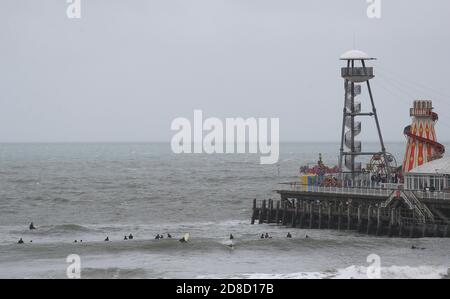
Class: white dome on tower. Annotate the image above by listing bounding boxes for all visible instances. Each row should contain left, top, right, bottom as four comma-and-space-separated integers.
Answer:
340, 50, 375, 60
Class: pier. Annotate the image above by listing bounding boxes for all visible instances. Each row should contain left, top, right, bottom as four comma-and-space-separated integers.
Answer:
249, 51, 450, 238
251, 184, 450, 238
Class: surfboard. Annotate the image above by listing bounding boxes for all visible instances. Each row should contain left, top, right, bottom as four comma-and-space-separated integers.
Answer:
179, 233, 190, 243
222, 239, 234, 249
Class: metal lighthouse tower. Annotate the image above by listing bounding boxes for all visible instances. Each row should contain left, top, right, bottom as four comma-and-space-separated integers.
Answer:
338, 50, 390, 180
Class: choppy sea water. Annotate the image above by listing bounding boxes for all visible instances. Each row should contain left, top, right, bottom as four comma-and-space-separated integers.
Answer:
0, 142, 449, 279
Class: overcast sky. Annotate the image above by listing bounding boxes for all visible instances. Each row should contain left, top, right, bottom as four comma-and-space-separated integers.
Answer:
1, 0, 450, 142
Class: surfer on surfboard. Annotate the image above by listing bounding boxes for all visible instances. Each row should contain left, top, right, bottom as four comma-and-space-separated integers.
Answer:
179, 233, 189, 243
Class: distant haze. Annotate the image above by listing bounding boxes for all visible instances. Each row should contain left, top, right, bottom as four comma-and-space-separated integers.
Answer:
1, 0, 450, 143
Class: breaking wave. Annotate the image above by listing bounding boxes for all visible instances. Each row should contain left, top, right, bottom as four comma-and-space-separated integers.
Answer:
199, 265, 450, 279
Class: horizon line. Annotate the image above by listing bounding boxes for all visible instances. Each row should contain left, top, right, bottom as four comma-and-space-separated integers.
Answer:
1, 140, 447, 144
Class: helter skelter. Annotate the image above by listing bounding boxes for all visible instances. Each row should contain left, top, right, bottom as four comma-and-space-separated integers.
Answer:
402, 100, 445, 173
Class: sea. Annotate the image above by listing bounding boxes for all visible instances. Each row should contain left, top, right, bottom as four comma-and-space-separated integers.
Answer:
0, 142, 449, 279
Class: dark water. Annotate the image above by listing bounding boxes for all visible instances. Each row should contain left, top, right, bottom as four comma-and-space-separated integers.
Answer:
0, 143, 449, 278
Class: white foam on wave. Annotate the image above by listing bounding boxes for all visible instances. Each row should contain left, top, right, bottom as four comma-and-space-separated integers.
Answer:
198, 265, 449, 279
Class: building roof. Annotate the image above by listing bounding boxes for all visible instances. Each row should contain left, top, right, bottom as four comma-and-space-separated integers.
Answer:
340, 50, 376, 60
409, 157, 450, 175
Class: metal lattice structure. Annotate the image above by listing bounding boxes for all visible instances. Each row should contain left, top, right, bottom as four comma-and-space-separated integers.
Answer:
338, 50, 390, 180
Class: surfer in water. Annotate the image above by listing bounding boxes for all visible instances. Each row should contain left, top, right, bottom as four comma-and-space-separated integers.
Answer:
286, 232, 292, 238
167, 233, 172, 238
104, 236, 110, 242
411, 245, 426, 250
260, 234, 264, 239
128, 234, 134, 240
179, 233, 189, 243
229, 234, 234, 240
155, 234, 160, 240
29, 222, 36, 230
18, 238, 24, 244
124, 236, 128, 240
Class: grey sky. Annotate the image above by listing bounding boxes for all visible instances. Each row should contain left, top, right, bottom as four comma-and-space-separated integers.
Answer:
1, 0, 450, 142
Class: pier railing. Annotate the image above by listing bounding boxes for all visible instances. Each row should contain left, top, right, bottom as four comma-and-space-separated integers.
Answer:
414, 190, 450, 201
277, 183, 392, 197
277, 183, 450, 201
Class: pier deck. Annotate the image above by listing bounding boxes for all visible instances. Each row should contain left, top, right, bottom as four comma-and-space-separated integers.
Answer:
251, 184, 450, 238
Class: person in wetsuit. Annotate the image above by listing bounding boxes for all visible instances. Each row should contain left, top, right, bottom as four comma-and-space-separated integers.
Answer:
229, 234, 234, 240
286, 232, 292, 238
167, 233, 172, 238
104, 236, 109, 242
18, 238, 24, 244
128, 234, 133, 240
29, 222, 36, 230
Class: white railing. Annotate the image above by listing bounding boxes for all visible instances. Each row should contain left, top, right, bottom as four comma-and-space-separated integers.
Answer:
277, 183, 392, 197
413, 190, 450, 201
277, 183, 450, 201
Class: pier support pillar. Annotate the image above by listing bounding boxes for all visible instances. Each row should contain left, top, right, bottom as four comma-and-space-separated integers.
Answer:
328, 203, 332, 229
318, 203, 322, 229
299, 201, 305, 228
266, 199, 272, 223
409, 222, 414, 238
337, 203, 343, 231
422, 222, 427, 238
388, 208, 395, 237
275, 201, 280, 224
367, 205, 372, 235
258, 200, 266, 224
281, 201, 287, 225
376, 206, 382, 236
251, 198, 257, 224
357, 205, 362, 232
346, 204, 352, 230
433, 224, 439, 237
290, 200, 298, 228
